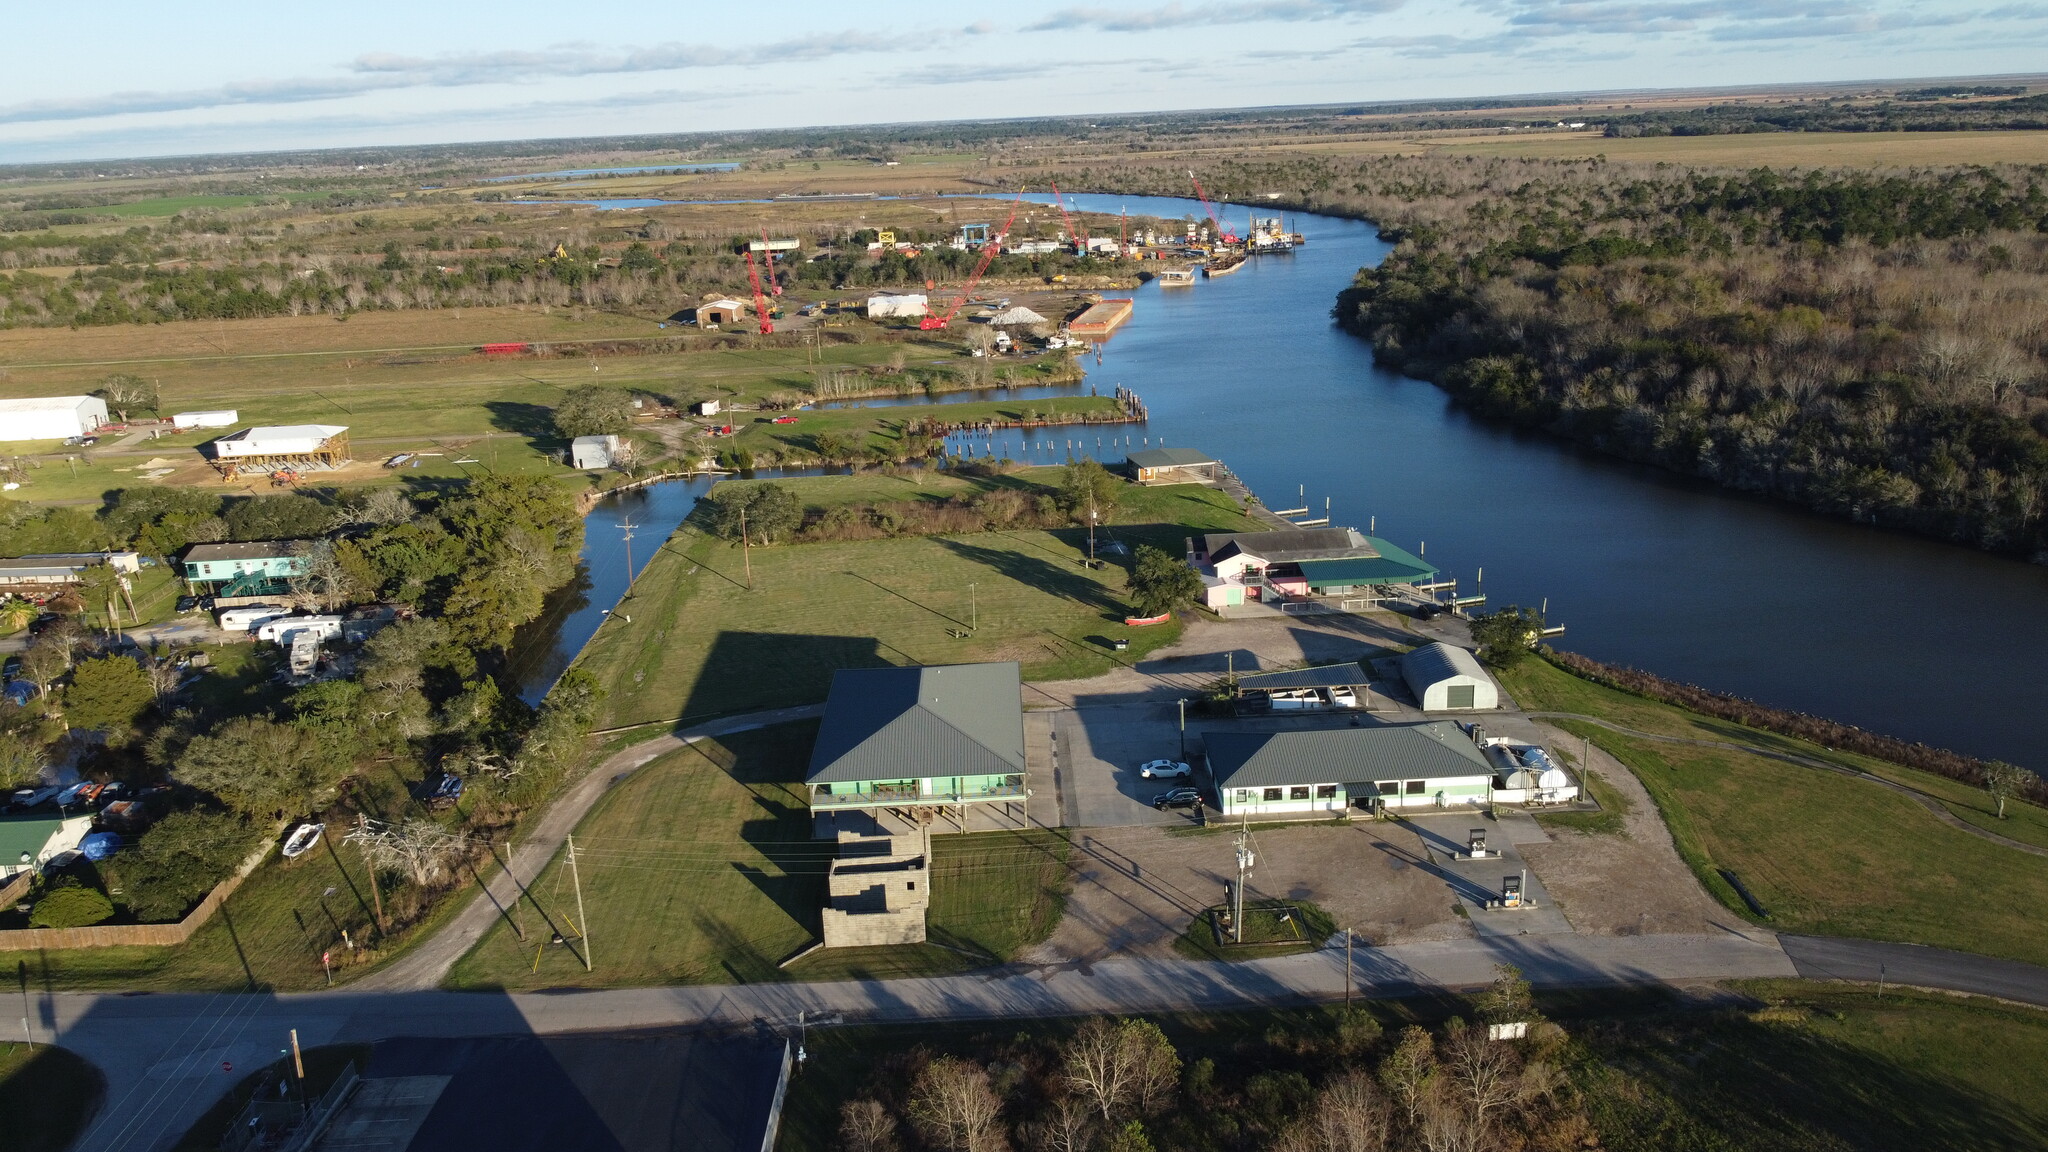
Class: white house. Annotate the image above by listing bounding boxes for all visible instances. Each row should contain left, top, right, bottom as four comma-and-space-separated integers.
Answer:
0, 396, 108, 442
1401, 643, 1499, 711
1204, 721, 1498, 819
866, 293, 929, 319
570, 435, 620, 470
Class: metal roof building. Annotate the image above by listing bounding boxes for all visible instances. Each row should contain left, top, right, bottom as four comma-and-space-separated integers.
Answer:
209, 424, 351, 475
807, 662, 1027, 824
0, 395, 108, 442
1203, 721, 1495, 817
1126, 447, 1217, 484
1401, 642, 1499, 711
569, 434, 619, 470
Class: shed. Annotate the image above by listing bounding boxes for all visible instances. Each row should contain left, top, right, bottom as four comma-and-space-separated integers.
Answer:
696, 299, 747, 327
692, 399, 723, 417
865, 293, 929, 319
570, 434, 620, 470
1400, 642, 1498, 711
0, 396, 108, 442
171, 410, 238, 430
1203, 721, 1496, 818
1125, 447, 1217, 484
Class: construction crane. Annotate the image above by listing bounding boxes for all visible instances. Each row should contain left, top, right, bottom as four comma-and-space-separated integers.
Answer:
1050, 181, 1088, 253
743, 249, 775, 335
919, 192, 1024, 331
759, 227, 782, 297
1187, 170, 1239, 246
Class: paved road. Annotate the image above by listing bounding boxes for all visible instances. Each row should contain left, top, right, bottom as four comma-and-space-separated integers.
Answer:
1780, 935, 2048, 1008
10, 932, 1795, 1152
354, 704, 826, 991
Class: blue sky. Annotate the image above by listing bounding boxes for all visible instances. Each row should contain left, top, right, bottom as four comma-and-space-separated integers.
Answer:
2, 0, 2043, 163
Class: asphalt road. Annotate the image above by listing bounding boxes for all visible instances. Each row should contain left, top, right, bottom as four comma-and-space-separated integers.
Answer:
1780, 935, 2048, 1008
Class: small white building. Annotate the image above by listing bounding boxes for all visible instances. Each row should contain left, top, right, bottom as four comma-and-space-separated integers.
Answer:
0, 396, 108, 442
172, 410, 238, 430
1401, 642, 1499, 711
866, 293, 929, 319
570, 434, 620, 470
692, 399, 723, 417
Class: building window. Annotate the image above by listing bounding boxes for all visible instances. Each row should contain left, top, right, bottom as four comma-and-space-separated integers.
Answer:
1316, 785, 1337, 799
1263, 788, 1283, 802
1406, 780, 1426, 795
1377, 782, 1398, 795
1289, 786, 1310, 800
1235, 790, 1253, 803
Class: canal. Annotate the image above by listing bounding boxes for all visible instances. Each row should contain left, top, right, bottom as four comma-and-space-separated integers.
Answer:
524, 192, 2048, 770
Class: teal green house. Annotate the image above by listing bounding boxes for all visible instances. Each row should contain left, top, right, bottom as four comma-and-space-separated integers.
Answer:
806, 662, 1027, 828
182, 540, 309, 596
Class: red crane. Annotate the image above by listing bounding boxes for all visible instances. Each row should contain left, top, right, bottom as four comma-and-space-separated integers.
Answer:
743, 249, 774, 335
1187, 169, 1239, 246
759, 228, 782, 297
919, 192, 1024, 331
1050, 181, 1088, 253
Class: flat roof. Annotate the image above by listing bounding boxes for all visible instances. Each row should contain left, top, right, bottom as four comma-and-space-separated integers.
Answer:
1236, 661, 1370, 691
1127, 447, 1216, 469
808, 662, 1026, 785
1203, 721, 1493, 789
0, 395, 99, 414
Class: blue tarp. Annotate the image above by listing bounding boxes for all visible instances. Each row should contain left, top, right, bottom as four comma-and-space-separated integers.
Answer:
79, 832, 122, 860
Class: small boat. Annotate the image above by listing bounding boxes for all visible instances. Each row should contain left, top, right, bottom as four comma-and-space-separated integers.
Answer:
281, 822, 325, 859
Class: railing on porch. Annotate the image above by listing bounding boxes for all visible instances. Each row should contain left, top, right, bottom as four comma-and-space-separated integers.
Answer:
810, 782, 1027, 810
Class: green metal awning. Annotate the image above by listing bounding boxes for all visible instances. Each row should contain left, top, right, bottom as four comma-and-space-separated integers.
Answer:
1294, 537, 1436, 587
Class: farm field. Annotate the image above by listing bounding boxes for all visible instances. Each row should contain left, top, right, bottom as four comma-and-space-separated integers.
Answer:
1497, 656, 2048, 963
446, 724, 1072, 990
573, 471, 1260, 730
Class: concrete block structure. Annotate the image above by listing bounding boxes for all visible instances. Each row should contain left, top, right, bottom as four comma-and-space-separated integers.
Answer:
821, 830, 931, 949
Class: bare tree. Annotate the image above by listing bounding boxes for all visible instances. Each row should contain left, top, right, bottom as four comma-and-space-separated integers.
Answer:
1415, 1085, 1488, 1152
1062, 1017, 1180, 1122
1378, 1025, 1437, 1127
906, 1056, 1004, 1152
344, 818, 468, 888
1029, 1095, 1097, 1152
288, 540, 361, 612
1982, 760, 2029, 819
839, 1098, 899, 1152
1276, 1070, 1390, 1152
141, 651, 183, 704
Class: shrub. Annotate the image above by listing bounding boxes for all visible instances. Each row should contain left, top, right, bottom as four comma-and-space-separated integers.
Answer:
29, 885, 115, 929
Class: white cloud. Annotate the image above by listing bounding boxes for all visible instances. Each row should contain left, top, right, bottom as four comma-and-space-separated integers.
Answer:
1026, 0, 1402, 33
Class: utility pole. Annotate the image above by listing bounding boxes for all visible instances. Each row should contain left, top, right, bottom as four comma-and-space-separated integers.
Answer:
739, 506, 753, 590
1088, 508, 1097, 562
1178, 698, 1187, 760
1345, 928, 1355, 1007
618, 515, 636, 589
16, 960, 31, 1050
970, 582, 977, 632
567, 833, 592, 972
357, 816, 385, 936
1233, 819, 1253, 944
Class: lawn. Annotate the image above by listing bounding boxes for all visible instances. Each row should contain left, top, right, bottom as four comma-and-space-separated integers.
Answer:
445, 723, 1072, 990
729, 392, 1113, 464
1173, 898, 1335, 961
1498, 655, 2048, 963
0, 1043, 102, 1152
574, 471, 1260, 730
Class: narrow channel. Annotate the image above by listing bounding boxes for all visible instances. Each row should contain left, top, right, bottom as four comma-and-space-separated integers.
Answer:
521, 192, 2048, 770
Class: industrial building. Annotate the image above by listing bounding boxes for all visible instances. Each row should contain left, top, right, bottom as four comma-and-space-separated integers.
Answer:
1401, 642, 1499, 711
1204, 722, 1498, 819
209, 425, 351, 475
1125, 447, 1217, 485
569, 434, 620, 470
1190, 526, 1436, 612
0, 396, 108, 442
805, 662, 1027, 834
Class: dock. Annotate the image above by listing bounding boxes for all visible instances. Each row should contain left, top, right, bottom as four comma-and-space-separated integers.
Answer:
1068, 298, 1134, 338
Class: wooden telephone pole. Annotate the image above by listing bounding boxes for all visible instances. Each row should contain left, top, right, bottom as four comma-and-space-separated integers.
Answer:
567, 834, 592, 972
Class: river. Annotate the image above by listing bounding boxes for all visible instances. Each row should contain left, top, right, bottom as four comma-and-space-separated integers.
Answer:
522, 192, 2048, 770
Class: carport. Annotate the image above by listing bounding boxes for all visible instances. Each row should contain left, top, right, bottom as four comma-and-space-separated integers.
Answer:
1235, 661, 1373, 711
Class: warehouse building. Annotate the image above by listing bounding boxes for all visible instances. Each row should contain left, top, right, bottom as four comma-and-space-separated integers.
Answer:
0, 396, 108, 442
1204, 722, 1497, 819
1401, 642, 1499, 711
695, 298, 747, 327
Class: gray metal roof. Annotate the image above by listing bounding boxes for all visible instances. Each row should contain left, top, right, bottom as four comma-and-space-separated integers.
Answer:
1199, 527, 1373, 564
184, 540, 305, 564
1203, 721, 1493, 789
1126, 447, 1216, 469
1400, 642, 1488, 687
807, 662, 1026, 784
1236, 661, 1370, 691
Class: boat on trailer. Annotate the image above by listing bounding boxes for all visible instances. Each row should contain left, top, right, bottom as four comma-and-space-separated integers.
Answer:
282, 822, 325, 859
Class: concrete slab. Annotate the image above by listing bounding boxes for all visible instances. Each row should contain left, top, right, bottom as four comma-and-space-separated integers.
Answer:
1399, 814, 1575, 937
1056, 703, 1202, 828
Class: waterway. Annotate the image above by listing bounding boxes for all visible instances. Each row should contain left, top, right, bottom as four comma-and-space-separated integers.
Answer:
522, 191, 2048, 769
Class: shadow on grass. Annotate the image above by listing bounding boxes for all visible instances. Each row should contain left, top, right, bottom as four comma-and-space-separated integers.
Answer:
679, 632, 885, 723
934, 537, 1125, 614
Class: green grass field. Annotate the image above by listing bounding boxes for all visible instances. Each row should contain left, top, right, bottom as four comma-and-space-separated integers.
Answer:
729, 392, 1113, 464
1499, 656, 2048, 963
446, 723, 1071, 990
0, 1043, 102, 1152
575, 472, 1259, 729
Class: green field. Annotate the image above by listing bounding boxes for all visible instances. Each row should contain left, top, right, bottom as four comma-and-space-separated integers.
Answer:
447, 723, 1072, 989
1499, 655, 2048, 962
575, 471, 1260, 730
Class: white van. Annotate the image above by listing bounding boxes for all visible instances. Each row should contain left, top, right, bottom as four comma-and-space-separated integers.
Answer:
255, 615, 343, 644
217, 605, 289, 632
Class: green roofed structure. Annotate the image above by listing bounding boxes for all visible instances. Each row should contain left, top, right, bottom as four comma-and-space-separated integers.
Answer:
1189, 526, 1437, 613
806, 662, 1028, 833
1204, 721, 1495, 819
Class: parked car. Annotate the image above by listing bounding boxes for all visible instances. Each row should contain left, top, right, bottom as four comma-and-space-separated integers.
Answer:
1152, 787, 1204, 811
175, 595, 200, 612
423, 773, 465, 810
1139, 759, 1191, 780
1413, 602, 1445, 620
2, 655, 19, 679
771, 415, 800, 424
